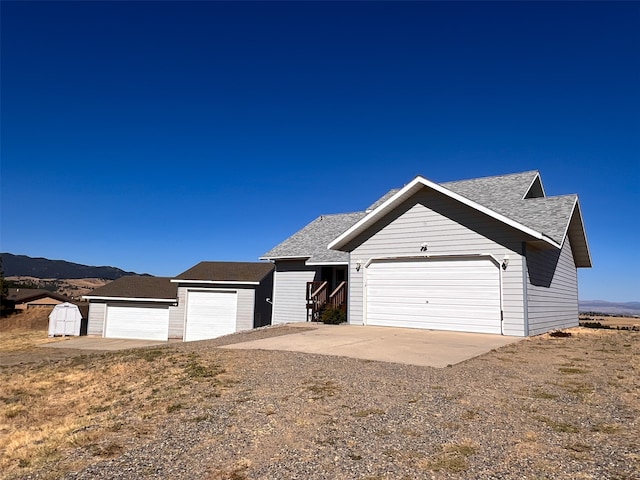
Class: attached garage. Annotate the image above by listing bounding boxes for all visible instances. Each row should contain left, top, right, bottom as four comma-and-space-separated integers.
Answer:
365, 257, 501, 334
105, 303, 170, 341
184, 290, 238, 341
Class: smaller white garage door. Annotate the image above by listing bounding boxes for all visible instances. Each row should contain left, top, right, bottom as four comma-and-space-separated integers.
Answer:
105, 304, 169, 341
366, 258, 501, 334
185, 290, 237, 342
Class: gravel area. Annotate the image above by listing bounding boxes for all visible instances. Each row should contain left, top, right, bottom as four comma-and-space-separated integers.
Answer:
12, 326, 640, 480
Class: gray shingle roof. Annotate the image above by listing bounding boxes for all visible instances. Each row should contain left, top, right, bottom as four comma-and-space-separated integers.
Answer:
261, 212, 366, 263
174, 261, 273, 282
443, 170, 541, 204
264, 170, 589, 266
85, 276, 176, 300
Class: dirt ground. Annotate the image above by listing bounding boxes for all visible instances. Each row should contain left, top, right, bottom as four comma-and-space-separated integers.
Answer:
1, 311, 638, 479
580, 314, 640, 328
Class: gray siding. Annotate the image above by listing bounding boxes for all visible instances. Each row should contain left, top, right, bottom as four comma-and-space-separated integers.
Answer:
272, 260, 319, 324
526, 237, 578, 335
169, 288, 186, 339
87, 302, 106, 336
345, 189, 528, 336
236, 288, 255, 332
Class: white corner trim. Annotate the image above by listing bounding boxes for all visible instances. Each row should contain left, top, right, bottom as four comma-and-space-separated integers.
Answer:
82, 296, 175, 303
328, 175, 561, 251
559, 198, 593, 267
170, 279, 259, 285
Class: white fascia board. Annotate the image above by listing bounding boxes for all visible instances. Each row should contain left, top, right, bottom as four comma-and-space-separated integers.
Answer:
170, 279, 260, 285
305, 261, 349, 266
258, 255, 311, 261
328, 175, 561, 251
82, 296, 175, 303
559, 199, 593, 268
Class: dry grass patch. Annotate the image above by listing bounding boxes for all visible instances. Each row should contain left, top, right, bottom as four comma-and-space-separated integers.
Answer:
0, 309, 67, 353
0, 338, 231, 479
419, 440, 479, 473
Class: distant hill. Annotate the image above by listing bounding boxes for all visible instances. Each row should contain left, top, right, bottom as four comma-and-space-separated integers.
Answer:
1, 253, 146, 280
579, 300, 640, 316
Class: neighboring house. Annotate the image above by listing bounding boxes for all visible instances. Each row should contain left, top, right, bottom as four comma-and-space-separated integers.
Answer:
7, 288, 71, 310
262, 171, 591, 336
84, 262, 274, 342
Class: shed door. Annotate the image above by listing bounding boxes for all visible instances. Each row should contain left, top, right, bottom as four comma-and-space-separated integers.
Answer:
366, 258, 501, 334
105, 304, 169, 341
185, 290, 237, 342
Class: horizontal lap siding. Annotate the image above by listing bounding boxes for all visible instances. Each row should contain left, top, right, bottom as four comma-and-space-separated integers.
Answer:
236, 289, 255, 332
169, 288, 186, 339
347, 189, 526, 336
272, 261, 318, 324
527, 238, 578, 335
87, 302, 106, 335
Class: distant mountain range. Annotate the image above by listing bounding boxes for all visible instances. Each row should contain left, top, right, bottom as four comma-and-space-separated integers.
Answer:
579, 300, 640, 316
1, 253, 146, 280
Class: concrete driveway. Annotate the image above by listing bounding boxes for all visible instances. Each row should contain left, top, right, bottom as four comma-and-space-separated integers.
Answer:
222, 323, 520, 368
39, 337, 167, 351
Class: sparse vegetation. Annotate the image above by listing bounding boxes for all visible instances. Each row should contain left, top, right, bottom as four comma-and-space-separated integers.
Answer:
320, 306, 346, 324
1, 318, 637, 479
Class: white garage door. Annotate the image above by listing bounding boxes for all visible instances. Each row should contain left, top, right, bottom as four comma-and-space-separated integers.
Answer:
185, 290, 237, 342
105, 304, 169, 341
366, 258, 501, 334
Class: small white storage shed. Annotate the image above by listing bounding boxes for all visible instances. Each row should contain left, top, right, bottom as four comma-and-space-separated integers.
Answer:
48, 302, 83, 337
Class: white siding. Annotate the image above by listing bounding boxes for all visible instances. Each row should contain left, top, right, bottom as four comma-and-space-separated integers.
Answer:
345, 189, 527, 336
526, 237, 578, 335
236, 288, 255, 331
272, 261, 319, 324
87, 302, 106, 336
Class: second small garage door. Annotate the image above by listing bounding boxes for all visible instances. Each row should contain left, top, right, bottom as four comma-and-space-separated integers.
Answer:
185, 290, 238, 342
366, 257, 501, 334
105, 304, 170, 341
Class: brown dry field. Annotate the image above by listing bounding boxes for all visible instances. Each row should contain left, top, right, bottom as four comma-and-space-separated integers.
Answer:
6, 277, 109, 299
1, 309, 638, 479
580, 315, 640, 328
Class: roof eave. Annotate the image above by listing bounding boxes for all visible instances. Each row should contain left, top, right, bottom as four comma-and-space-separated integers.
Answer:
82, 296, 176, 303
170, 279, 260, 285
259, 255, 311, 262
328, 175, 561, 251
562, 199, 592, 268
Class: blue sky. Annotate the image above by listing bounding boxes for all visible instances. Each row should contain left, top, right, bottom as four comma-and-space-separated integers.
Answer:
1, 1, 638, 302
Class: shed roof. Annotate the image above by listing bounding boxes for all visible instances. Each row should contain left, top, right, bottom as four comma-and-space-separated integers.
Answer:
173, 261, 274, 283
83, 276, 177, 301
